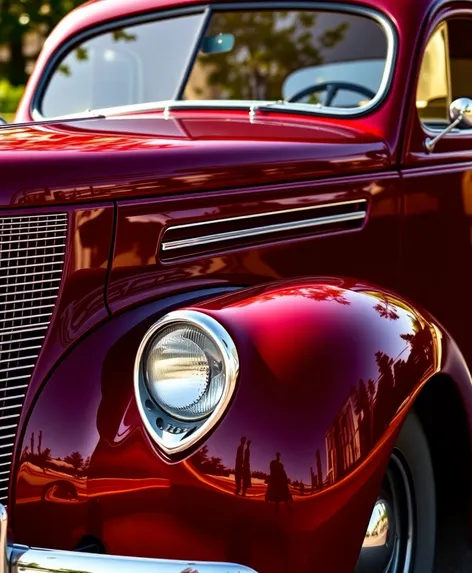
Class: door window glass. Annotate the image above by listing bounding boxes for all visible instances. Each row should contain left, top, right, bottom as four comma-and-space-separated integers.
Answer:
417, 18, 472, 130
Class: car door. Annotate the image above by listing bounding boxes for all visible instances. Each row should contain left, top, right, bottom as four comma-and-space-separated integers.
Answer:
402, 6, 472, 364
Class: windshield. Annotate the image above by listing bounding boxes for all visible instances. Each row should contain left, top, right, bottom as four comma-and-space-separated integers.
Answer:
40, 7, 393, 118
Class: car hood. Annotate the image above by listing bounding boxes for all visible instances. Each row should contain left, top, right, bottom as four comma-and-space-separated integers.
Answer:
0, 111, 391, 207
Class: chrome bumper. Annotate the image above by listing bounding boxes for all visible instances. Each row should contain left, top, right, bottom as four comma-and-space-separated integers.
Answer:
0, 505, 257, 573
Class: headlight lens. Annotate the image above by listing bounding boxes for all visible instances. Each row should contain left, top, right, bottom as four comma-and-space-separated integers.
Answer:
135, 310, 239, 455
145, 323, 225, 421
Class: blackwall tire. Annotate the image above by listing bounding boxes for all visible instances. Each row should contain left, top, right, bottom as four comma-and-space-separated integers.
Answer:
356, 410, 436, 573
394, 410, 436, 573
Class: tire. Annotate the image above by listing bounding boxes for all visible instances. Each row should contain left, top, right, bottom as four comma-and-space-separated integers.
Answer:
356, 410, 436, 573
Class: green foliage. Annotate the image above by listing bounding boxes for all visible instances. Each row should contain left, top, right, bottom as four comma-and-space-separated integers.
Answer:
192, 11, 348, 101
0, 0, 89, 85
0, 78, 24, 114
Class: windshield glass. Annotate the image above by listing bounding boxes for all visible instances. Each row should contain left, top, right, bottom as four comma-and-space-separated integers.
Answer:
40, 7, 392, 118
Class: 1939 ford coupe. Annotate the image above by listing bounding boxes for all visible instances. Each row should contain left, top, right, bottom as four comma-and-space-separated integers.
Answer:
2, 0, 472, 571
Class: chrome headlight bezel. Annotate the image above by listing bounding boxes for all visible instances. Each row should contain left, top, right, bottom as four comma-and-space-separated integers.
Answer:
134, 309, 239, 455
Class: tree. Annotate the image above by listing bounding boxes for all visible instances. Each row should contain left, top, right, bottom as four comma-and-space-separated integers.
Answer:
0, 0, 88, 85
191, 10, 348, 101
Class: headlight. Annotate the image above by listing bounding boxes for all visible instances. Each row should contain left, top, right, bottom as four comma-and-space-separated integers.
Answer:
134, 310, 239, 455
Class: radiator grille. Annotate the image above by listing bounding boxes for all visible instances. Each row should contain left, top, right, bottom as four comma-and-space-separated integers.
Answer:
0, 213, 68, 504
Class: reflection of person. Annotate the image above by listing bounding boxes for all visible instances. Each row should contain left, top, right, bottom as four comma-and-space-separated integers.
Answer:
242, 439, 252, 496
316, 449, 323, 491
265, 452, 293, 511
235, 437, 246, 495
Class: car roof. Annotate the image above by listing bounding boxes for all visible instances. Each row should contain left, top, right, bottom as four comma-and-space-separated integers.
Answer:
56, 0, 439, 43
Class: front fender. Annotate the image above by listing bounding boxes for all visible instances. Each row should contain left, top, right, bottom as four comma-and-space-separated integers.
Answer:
11, 278, 471, 573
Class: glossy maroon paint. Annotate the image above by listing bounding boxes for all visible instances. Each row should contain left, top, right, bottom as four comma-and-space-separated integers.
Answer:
0, 115, 389, 208
5, 0, 472, 570
15, 279, 469, 573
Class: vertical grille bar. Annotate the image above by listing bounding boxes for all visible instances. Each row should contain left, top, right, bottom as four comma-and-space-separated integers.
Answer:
0, 213, 68, 504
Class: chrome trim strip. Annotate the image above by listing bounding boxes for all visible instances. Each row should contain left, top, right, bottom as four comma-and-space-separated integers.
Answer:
0, 506, 6, 573
0, 325, 50, 336
0, 262, 61, 272
0, 397, 25, 406
0, 236, 66, 245
162, 204, 367, 252
0, 295, 57, 305
0, 506, 257, 573
2, 365, 34, 373
0, 346, 41, 356
0, 415, 19, 423
0, 338, 45, 349
166, 198, 366, 231
0, 254, 64, 264
0, 403, 23, 412
0, 374, 30, 383
0, 385, 29, 392
0, 278, 61, 288
0, 224, 67, 232
0, 245, 66, 254
13, 549, 259, 573
0, 355, 38, 364
0, 271, 61, 281
0, 214, 67, 221
0, 306, 54, 316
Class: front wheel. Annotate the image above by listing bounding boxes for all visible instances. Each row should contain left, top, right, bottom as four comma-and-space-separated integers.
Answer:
355, 411, 436, 573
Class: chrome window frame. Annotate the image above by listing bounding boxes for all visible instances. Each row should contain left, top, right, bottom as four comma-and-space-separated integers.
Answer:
32, 1, 398, 121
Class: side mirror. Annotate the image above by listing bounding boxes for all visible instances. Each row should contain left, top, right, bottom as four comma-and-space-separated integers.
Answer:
450, 97, 472, 128
425, 97, 472, 153
0, 116, 7, 125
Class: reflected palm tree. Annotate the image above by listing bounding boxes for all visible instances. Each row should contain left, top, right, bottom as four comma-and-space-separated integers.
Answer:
373, 298, 400, 321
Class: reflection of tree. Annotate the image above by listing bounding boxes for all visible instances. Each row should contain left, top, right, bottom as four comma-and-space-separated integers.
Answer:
20, 431, 91, 478
373, 298, 400, 321
192, 11, 348, 100
325, 309, 436, 483
251, 469, 269, 482
63, 451, 85, 476
192, 445, 230, 477
20, 431, 51, 474
232, 285, 351, 307
57, 28, 137, 77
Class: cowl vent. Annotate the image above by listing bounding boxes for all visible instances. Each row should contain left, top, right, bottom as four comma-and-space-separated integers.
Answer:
160, 198, 368, 261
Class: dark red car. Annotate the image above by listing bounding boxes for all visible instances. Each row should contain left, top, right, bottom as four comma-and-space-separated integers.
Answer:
1, 0, 472, 571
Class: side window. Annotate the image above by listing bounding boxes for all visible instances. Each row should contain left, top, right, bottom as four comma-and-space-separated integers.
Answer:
417, 17, 472, 130
416, 23, 450, 127
40, 13, 205, 118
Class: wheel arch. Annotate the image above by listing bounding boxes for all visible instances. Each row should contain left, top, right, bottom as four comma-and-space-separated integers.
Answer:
414, 370, 472, 561
12, 276, 472, 573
